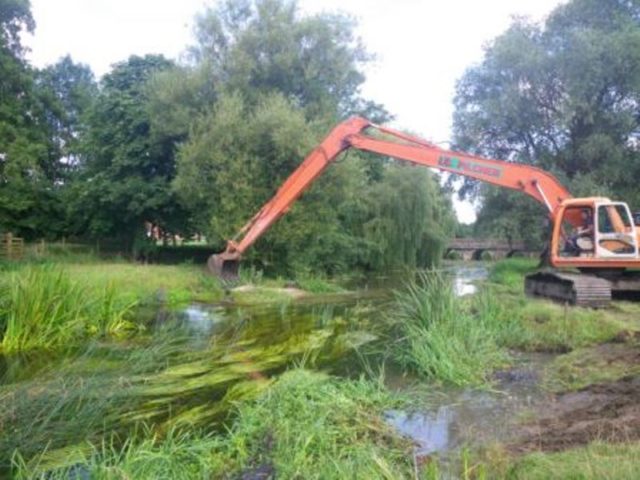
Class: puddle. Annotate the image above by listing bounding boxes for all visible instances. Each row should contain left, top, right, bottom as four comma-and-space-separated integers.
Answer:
385, 353, 551, 457
386, 408, 453, 455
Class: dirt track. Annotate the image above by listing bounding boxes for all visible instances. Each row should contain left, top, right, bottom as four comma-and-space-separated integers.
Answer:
512, 374, 640, 452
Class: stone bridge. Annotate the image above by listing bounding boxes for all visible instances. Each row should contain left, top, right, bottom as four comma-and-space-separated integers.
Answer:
446, 238, 538, 261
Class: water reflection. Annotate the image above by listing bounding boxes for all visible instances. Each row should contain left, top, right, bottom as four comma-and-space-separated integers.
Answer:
385, 354, 549, 456
386, 408, 454, 455
448, 265, 487, 296
180, 305, 225, 335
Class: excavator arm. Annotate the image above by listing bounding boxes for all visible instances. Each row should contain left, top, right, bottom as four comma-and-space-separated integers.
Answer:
209, 116, 571, 278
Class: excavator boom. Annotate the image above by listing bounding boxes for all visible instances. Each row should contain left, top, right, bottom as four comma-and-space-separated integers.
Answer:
210, 116, 571, 278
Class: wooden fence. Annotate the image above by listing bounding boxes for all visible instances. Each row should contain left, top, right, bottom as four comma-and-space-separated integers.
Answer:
0, 233, 25, 260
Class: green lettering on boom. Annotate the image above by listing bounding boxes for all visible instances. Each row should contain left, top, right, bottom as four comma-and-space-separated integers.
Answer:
438, 155, 502, 178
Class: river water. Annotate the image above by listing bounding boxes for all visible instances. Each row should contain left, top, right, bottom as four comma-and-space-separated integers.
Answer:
0, 264, 547, 469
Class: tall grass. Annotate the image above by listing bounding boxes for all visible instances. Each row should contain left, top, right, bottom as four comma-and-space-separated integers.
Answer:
14, 369, 415, 479
0, 266, 138, 352
393, 271, 509, 386
12, 429, 226, 480
489, 257, 538, 293
1, 371, 138, 471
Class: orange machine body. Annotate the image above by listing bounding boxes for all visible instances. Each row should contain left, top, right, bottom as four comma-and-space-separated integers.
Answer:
212, 117, 640, 276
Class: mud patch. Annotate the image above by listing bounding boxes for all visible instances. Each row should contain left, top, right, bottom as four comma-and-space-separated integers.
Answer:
231, 285, 307, 299
512, 376, 640, 453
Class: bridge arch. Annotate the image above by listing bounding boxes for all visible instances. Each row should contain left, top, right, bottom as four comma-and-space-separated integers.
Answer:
447, 239, 537, 261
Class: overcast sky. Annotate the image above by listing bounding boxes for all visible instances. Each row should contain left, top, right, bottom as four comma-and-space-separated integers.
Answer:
25, 0, 565, 222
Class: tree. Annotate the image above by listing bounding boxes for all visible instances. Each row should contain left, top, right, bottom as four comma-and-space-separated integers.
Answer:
189, 0, 387, 120
0, 0, 69, 238
72, 55, 191, 250
453, 0, 640, 245
361, 166, 455, 270
175, 92, 454, 274
168, 0, 454, 274
0, 0, 34, 54
36, 56, 97, 166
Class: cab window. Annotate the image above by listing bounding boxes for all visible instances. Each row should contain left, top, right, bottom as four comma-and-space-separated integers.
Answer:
597, 204, 632, 234
596, 204, 636, 256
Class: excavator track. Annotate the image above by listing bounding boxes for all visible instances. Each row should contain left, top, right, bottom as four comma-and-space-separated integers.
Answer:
525, 271, 612, 308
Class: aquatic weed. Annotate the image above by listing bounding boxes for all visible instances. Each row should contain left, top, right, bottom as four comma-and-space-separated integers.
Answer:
13, 370, 416, 479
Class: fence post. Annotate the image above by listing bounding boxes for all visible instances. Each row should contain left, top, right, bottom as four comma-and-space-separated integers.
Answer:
6, 232, 12, 259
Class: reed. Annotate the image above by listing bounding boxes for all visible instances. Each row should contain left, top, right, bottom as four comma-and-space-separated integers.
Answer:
0, 266, 138, 352
392, 270, 508, 386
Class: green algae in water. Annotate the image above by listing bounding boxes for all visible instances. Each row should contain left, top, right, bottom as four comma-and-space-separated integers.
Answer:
1, 296, 389, 474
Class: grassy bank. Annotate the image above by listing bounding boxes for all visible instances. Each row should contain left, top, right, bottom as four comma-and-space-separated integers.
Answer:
0, 262, 225, 353
13, 369, 414, 479
487, 258, 639, 352
0, 256, 350, 352
392, 258, 640, 386
485, 258, 640, 389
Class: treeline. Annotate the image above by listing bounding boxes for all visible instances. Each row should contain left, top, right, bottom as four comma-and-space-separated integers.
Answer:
0, 0, 455, 274
453, 0, 640, 247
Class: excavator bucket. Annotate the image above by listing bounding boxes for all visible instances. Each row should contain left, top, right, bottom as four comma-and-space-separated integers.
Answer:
208, 251, 241, 280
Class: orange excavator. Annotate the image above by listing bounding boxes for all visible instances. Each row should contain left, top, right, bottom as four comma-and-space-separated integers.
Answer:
210, 117, 640, 307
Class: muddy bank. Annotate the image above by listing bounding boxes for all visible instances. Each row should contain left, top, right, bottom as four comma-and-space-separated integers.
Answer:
231, 284, 308, 299
512, 375, 640, 453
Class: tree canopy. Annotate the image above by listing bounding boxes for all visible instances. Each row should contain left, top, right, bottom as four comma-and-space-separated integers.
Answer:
168, 0, 453, 274
0, 0, 68, 239
453, 0, 640, 245
0, 0, 456, 273
70, 55, 191, 250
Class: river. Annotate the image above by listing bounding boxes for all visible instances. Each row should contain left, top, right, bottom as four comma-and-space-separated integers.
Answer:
0, 263, 549, 471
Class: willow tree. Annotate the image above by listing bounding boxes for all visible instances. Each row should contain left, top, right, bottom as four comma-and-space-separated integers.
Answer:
166, 0, 454, 274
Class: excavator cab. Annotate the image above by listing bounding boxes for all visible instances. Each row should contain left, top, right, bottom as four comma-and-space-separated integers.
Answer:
553, 198, 639, 263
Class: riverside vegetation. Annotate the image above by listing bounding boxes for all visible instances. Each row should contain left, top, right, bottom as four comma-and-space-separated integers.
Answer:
0, 248, 346, 354
2, 255, 639, 479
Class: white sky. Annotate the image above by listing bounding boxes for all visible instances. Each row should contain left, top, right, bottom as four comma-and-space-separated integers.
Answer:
25, 0, 564, 223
